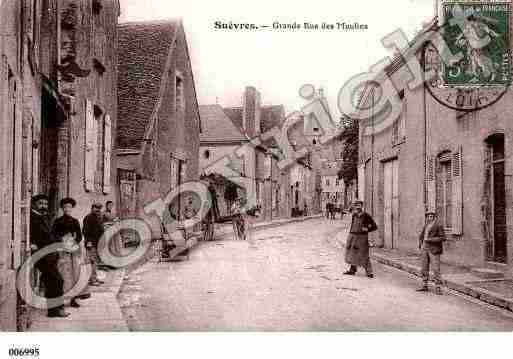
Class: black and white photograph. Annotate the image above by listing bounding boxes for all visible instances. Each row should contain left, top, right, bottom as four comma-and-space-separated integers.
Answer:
1, 0, 513, 357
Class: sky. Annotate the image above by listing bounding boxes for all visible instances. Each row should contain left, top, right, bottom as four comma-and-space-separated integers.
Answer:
118, 0, 436, 119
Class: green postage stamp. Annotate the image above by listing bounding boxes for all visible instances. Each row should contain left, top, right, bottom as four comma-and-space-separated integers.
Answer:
442, 1, 511, 86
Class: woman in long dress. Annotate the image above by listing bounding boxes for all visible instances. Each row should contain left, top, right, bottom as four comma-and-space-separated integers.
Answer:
52, 197, 90, 308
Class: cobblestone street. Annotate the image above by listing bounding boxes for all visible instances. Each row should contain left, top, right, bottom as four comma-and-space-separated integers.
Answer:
119, 218, 513, 331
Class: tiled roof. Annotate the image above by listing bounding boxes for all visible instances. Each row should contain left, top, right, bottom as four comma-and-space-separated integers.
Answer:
116, 20, 178, 149
222, 107, 244, 133
222, 105, 285, 135
199, 105, 247, 143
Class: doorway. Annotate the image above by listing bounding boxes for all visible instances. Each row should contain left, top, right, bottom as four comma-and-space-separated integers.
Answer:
383, 159, 399, 248
485, 134, 507, 263
39, 88, 64, 215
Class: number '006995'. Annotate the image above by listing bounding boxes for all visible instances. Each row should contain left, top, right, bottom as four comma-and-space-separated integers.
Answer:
8, 348, 40, 357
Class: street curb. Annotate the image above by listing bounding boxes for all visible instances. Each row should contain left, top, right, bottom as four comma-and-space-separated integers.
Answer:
370, 252, 513, 312
216, 214, 324, 239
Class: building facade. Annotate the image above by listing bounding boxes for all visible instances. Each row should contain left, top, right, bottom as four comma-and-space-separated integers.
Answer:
321, 171, 346, 211
116, 20, 201, 238
0, 0, 120, 331
358, 17, 513, 274
199, 104, 254, 217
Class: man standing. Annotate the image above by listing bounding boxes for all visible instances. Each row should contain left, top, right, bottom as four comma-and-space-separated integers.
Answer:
30, 194, 69, 318
417, 211, 446, 295
343, 200, 378, 278
82, 203, 106, 286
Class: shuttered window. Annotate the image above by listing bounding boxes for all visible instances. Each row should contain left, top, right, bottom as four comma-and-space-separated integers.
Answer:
427, 148, 463, 235
103, 114, 112, 194
84, 100, 95, 191
436, 158, 452, 229
452, 147, 463, 235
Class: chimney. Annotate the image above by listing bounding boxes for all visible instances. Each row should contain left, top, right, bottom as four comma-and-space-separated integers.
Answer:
242, 86, 261, 137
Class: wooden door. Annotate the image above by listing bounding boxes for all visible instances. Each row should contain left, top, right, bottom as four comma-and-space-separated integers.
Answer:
383, 159, 398, 249
383, 161, 392, 248
392, 159, 400, 248
492, 159, 507, 263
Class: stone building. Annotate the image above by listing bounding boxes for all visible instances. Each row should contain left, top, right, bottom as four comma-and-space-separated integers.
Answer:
224, 89, 287, 220
200, 87, 290, 220
0, 0, 120, 331
116, 20, 202, 238
199, 104, 254, 217
357, 16, 513, 275
320, 165, 346, 211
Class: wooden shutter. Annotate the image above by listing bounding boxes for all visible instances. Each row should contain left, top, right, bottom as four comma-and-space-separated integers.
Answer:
426, 155, 436, 212
103, 114, 112, 194
84, 100, 95, 191
452, 146, 463, 235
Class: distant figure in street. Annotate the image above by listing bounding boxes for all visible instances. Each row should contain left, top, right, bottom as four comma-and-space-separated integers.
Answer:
52, 197, 90, 309
417, 211, 446, 295
343, 200, 378, 278
231, 197, 246, 240
82, 203, 106, 286
103, 200, 118, 223
103, 200, 122, 260
325, 202, 330, 218
303, 201, 308, 216
330, 203, 336, 220
30, 194, 69, 318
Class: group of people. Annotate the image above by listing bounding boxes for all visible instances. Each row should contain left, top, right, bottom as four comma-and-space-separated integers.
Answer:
342, 200, 446, 294
30, 194, 119, 318
325, 202, 345, 220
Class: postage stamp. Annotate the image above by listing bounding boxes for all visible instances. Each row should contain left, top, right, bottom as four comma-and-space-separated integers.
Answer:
442, 1, 511, 86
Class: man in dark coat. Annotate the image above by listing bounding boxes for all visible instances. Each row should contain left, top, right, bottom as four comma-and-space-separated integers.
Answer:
52, 197, 90, 307
343, 200, 378, 278
417, 211, 446, 295
30, 194, 69, 318
82, 203, 105, 286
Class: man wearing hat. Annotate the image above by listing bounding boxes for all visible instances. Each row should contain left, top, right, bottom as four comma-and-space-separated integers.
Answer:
82, 202, 106, 286
343, 200, 378, 278
417, 210, 446, 295
30, 194, 69, 318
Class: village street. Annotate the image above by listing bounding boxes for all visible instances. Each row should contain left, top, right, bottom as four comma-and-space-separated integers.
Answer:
118, 218, 513, 331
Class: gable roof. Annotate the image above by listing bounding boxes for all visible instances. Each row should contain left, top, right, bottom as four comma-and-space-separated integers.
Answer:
116, 20, 178, 149
199, 105, 247, 143
222, 105, 285, 135
223, 107, 244, 133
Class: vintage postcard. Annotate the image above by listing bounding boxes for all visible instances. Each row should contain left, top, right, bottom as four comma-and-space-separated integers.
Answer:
1, 0, 512, 357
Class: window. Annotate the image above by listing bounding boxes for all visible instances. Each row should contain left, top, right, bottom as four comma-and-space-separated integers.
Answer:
175, 74, 185, 112
436, 152, 452, 229
392, 90, 406, 145
85, 101, 111, 193
94, 105, 105, 190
